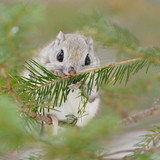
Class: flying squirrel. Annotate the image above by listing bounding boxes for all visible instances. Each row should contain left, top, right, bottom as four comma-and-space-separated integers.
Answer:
23, 31, 100, 129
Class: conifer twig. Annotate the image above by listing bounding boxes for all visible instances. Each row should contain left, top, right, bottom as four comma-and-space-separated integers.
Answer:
0, 67, 77, 126
1, 59, 157, 126
35, 58, 141, 90
122, 103, 160, 126
97, 148, 139, 159
0, 67, 53, 124
98, 146, 160, 160
22, 107, 52, 125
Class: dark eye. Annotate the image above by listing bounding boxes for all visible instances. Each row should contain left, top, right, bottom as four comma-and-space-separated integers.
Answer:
85, 54, 90, 65
57, 49, 64, 62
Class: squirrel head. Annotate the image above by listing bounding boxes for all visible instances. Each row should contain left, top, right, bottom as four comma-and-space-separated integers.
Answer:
48, 31, 100, 76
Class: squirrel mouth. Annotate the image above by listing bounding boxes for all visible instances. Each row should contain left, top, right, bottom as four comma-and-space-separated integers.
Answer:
68, 69, 76, 76
51, 69, 77, 77
52, 69, 67, 77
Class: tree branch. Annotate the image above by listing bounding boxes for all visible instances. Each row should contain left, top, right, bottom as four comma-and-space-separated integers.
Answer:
122, 103, 160, 126
1, 60, 160, 127
22, 107, 52, 125
0, 67, 53, 125
34, 58, 141, 90
97, 148, 139, 160
0, 66, 76, 126
98, 146, 160, 160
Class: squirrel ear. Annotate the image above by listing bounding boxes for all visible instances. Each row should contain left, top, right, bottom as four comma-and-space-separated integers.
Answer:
55, 31, 65, 45
85, 37, 93, 46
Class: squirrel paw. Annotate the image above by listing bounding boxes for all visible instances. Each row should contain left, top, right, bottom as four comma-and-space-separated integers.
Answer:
53, 69, 65, 77
68, 81, 82, 90
47, 114, 58, 126
47, 114, 59, 135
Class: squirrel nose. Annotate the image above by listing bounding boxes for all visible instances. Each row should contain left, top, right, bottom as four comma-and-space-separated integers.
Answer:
68, 67, 76, 76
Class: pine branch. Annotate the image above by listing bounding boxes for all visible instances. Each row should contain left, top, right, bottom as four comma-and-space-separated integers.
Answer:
1, 66, 22, 103
136, 126, 160, 150
34, 57, 141, 90
0, 66, 72, 126
17, 58, 149, 116
2, 61, 159, 126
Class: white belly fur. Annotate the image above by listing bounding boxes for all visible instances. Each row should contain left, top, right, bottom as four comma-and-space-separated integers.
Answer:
46, 89, 100, 127
23, 61, 100, 127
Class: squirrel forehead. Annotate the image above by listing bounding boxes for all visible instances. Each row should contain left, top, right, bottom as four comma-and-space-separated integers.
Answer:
63, 35, 89, 55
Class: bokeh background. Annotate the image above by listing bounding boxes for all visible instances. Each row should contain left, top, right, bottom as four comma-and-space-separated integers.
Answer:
1, 0, 160, 119
2, 0, 160, 46
0, 0, 160, 159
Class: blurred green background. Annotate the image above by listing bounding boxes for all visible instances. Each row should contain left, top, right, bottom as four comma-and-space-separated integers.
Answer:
1, 0, 160, 119
0, 1, 160, 159
2, 0, 160, 46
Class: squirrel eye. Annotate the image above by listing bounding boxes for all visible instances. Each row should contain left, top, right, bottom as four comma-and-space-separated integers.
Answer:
57, 49, 64, 62
85, 54, 91, 65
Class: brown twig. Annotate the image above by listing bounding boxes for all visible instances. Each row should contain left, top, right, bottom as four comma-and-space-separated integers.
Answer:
122, 104, 160, 126
22, 107, 52, 125
0, 87, 8, 92
0, 66, 78, 126
97, 148, 139, 160
153, 98, 160, 106
1, 60, 160, 127
0, 66, 53, 125
107, 77, 115, 86
98, 146, 160, 160
1, 64, 160, 127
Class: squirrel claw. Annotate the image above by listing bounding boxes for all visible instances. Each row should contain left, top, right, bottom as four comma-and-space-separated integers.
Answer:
68, 81, 82, 90
53, 70, 65, 77
47, 114, 58, 126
